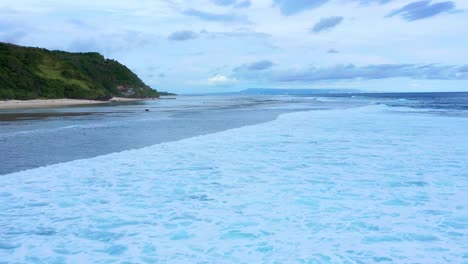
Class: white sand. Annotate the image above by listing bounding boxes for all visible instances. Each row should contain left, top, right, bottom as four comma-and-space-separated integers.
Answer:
0, 97, 147, 110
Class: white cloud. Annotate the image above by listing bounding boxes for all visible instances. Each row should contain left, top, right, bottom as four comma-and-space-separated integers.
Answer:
208, 75, 237, 86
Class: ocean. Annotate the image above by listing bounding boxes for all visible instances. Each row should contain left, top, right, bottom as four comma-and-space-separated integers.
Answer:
0, 93, 467, 263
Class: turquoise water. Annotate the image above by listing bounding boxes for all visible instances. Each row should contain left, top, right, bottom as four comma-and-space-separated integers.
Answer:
1, 100, 467, 263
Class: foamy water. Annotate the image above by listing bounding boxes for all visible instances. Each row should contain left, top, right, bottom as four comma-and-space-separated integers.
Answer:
1, 105, 467, 263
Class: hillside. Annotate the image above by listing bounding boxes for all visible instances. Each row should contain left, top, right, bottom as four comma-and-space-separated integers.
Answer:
0, 42, 159, 100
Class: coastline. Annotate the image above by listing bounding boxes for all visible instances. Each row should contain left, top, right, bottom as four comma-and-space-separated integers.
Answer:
0, 97, 149, 110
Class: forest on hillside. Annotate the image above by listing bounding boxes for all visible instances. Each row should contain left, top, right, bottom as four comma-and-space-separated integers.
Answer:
0, 42, 159, 100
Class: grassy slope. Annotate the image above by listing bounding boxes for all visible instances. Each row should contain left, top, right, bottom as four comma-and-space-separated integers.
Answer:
0, 42, 159, 100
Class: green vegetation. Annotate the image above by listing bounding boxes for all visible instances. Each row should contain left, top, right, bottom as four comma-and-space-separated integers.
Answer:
0, 42, 159, 100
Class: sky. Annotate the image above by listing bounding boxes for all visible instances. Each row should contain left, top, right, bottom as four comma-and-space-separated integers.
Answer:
0, 0, 467, 93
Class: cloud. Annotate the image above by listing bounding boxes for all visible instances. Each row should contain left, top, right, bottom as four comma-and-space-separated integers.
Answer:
312, 16, 344, 33
168, 30, 198, 41
273, 0, 329, 15
183, 8, 247, 23
211, 0, 237, 6
275, 64, 468, 82
327, 49, 339, 54
234, 64, 468, 83
232, 60, 274, 81
387, 1, 457, 21
208, 75, 237, 86
356, 0, 392, 4
234, 0, 251, 8
236, 60, 274, 71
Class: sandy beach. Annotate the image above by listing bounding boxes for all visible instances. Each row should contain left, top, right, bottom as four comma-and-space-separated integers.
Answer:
0, 97, 147, 110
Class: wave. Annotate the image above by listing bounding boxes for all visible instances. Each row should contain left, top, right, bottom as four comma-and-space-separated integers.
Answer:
1, 106, 467, 262
0, 116, 172, 139
0, 123, 113, 139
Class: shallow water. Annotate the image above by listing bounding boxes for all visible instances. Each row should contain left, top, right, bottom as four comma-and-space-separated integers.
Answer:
0, 96, 335, 175
1, 103, 467, 263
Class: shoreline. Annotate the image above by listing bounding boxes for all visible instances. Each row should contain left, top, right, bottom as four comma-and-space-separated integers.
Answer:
0, 97, 149, 110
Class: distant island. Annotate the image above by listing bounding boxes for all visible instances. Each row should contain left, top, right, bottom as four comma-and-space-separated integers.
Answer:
158, 91, 177, 96
238, 88, 360, 95
0, 42, 159, 100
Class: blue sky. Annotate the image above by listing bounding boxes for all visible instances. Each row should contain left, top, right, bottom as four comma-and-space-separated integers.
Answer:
0, 0, 467, 93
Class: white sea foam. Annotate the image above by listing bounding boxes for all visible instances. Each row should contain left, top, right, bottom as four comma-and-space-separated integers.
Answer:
1, 106, 467, 263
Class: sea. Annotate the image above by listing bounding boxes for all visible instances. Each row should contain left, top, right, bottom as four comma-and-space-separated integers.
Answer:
0, 92, 467, 263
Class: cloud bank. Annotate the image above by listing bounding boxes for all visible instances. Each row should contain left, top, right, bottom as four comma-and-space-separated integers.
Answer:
234, 63, 468, 83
